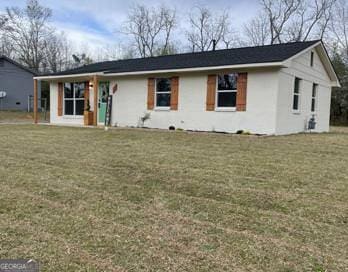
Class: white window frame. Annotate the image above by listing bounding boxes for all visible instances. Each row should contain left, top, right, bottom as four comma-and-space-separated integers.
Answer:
311, 83, 318, 113
155, 78, 171, 110
215, 74, 238, 111
310, 51, 314, 67
63, 82, 85, 116
292, 77, 302, 113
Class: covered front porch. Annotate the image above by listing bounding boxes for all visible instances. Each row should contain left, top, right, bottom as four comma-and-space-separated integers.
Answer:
33, 74, 111, 126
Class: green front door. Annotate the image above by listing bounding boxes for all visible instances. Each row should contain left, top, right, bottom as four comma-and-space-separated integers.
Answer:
98, 82, 109, 124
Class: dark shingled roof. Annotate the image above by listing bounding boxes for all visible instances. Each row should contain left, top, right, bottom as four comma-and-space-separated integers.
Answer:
0, 55, 38, 75
44, 40, 320, 76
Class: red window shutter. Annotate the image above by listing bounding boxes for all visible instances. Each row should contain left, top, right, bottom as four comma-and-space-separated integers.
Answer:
170, 76, 179, 110
206, 75, 216, 111
236, 73, 248, 111
147, 78, 155, 110
84, 81, 89, 110
58, 82, 63, 116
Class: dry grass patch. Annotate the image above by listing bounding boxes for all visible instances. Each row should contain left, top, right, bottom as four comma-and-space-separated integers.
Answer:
0, 110, 48, 123
0, 125, 347, 271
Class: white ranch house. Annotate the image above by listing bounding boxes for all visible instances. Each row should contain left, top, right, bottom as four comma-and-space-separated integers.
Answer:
34, 40, 340, 135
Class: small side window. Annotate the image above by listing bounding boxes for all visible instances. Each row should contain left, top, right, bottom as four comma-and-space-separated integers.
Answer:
293, 77, 301, 112
311, 83, 318, 112
310, 51, 314, 67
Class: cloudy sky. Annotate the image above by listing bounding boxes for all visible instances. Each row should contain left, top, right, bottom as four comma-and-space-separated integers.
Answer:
0, 0, 261, 57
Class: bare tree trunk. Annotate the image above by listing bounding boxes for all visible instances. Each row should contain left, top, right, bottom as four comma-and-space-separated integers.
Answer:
3, 0, 53, 72
186, 7, 236, 52
330, 0, 348, 60
122, 4, 177, 58
245, 0, 336, 45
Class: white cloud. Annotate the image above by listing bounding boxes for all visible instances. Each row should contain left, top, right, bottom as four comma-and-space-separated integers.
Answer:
0, 0, 261, 58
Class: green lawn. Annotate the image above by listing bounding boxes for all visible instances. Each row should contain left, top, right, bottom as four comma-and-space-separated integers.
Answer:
0, 125, 347, 271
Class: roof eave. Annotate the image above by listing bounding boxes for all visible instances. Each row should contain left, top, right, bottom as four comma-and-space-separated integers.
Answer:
283, 41, 340, 87
34, 72, 104, 80
104, 62, 285, 77
34, 62, 285, 80
316, 43, 341, 87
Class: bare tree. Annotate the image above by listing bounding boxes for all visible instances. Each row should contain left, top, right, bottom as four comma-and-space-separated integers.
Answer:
71, 53, 94, 68
285, 0, 336, 42
330, 0, 348, 60
221, 19, 239, 49
186, 7, 211, 51
261, 0, 302, 44
42, 32, 71, 73
186, 7, 236, 52
3, 0, 54, 71
160, 8, 177, 55
122, 4, 177, 57
244, 13, 270, 46
96, 44, 123, 61
0, 14, 7, 29
0, 35, 16, 58
245, 0, 336, 45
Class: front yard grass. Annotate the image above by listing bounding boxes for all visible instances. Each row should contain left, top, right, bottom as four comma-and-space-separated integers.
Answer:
0, 110, 48, 123
0, 125, 347, 271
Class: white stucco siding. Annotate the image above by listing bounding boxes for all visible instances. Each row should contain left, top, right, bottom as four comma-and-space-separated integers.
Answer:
276, 48, 332, 135
290, 48, 331, 82
111, 77, 148, 128
316, 85, 332, 132
111, 70, 279, 134
50, 82, 84, 125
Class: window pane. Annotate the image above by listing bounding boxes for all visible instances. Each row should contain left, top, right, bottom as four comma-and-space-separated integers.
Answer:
64, 83, 73, 98
217, 92, 236, 107
293, 94, 299, 110
64, 100, 74, 115
100, 83, 109, 103
156, 78, 171, 93
294, 78, 301, 93
74, 83, 85, 98
311, 98, 316, 112
312, 84, 317, 97
156, 93, 171, 107
218, 74, 237, 90
75, 100, 84, 115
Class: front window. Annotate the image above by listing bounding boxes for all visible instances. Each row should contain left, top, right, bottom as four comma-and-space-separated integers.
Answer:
64, 82, 85, 116
311, 83, 318, 112
293, 77, 301, 112
156, 78, 171, 108
216, 74, 237, 109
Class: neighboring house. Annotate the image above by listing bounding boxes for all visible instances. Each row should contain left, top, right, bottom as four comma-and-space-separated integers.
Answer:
34, 40, 340, 135
0, 56, 37, 111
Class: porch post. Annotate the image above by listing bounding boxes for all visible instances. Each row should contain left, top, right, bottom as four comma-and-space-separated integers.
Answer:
93, 75, 98, 126
33, 79, 38, 124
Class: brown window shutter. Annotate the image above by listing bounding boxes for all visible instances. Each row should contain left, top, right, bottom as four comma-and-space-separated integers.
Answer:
170, 76, 179, 110
58, 82, 63, 116
236, 73, 248, 111
147, 78, 155, 110
206, 75, 216, 111
84, 81, 89, 110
